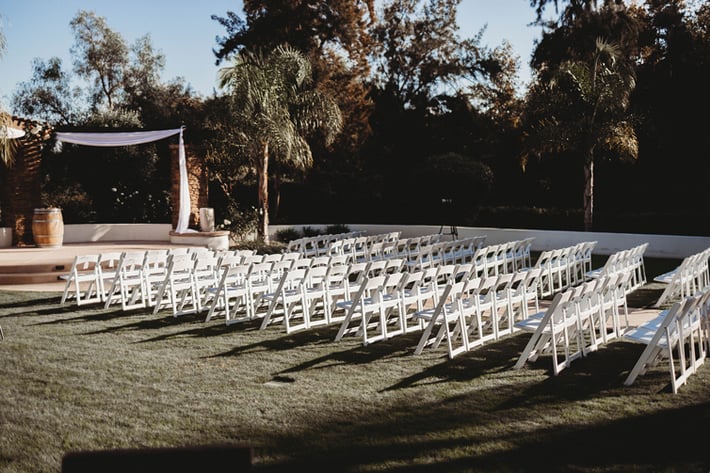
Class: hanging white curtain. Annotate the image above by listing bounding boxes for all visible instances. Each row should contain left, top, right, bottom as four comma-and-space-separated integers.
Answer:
55, 128, 191, 233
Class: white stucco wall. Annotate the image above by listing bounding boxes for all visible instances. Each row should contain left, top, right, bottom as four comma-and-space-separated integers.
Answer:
270, 224, 710, 260
63, 223, 172, 243
61, 222, 710, 259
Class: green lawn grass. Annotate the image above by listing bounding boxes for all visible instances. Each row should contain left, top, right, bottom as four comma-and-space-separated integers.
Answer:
1, 272, 709, 472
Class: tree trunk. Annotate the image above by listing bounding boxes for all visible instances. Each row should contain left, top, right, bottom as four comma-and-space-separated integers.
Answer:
583, 155, 594, 232
272, 173, 281, 221
257, 142, 270, 244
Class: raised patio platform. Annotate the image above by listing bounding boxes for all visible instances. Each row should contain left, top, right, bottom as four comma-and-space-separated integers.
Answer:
0, 241, 196, 290
169, 230, 230, 251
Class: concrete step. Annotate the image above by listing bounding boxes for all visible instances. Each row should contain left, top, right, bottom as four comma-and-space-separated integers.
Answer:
0, 271, 67, 285
0, 263, 71, 274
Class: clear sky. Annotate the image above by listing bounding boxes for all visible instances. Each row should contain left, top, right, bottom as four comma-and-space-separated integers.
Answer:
0, 0, 543, 105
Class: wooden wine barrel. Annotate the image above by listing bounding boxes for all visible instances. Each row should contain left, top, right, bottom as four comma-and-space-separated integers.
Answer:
32, 208, 64, 248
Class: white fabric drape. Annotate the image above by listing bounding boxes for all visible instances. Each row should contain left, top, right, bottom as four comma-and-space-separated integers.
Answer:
55, 128, 190, 233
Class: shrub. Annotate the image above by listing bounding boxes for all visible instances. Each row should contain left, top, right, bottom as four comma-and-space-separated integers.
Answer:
217, 203, 258, 240
275, 227, 301, 243
301, 226, 321, 237
325, 223, 350, 234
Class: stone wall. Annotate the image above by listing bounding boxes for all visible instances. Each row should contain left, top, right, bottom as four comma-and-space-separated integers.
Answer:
0, 118, 45, 245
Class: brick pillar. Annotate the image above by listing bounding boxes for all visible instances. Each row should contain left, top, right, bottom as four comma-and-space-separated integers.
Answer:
170, 143, 208, 230
0, 123, 44, 245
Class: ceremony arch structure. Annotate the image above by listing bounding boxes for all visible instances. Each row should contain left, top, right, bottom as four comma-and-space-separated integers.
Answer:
1, 120, 210, 246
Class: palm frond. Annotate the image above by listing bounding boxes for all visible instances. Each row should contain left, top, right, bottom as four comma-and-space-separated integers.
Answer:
0, 112, 18, 166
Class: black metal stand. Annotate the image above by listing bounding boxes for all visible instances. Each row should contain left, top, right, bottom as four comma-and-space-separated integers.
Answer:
439, 224, 458, 240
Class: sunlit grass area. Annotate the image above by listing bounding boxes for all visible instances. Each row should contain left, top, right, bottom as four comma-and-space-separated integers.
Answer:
1, 275, 709, 472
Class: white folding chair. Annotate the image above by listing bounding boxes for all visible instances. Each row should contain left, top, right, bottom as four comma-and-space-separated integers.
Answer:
489, 273, 516, 338
248, 261, 277, 317
60, 254, 103, 306
335, 275, 387, 343
191, 252, 221, 312
205, 264, 253, 324
533, 250, 555, 297
141, 250, 170, 308
299, 264, 330, 328
572, 278, 605, 355
95, 251, 123, 302
363, 272, 409, 343
260, 267, 310, 332
462, 275, 499, 346
413, 280, 470, 358
335, 272, 408, 345
309, 263, 349, 324
104, 251, 148, 311
514, 288, 581, 375
152, 254, 198, 316
624, 292, 707, 393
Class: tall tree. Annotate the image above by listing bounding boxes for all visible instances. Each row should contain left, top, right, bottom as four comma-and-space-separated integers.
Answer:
629, 0, 710, 221
522, 37, 638, 230
371, 0, 500, 109
12, 58, 81, 125
1, 13, 17, 166
217, 45, 342, 243
212, 1, 375, 151
70, 10, 129, 111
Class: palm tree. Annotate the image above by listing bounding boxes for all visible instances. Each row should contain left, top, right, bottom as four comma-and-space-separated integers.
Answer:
523, 38, 638, 231
218, 45, 343, 243
1, 15, 16, 166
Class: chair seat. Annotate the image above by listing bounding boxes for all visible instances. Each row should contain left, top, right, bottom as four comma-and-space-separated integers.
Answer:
514, 311, 545, 332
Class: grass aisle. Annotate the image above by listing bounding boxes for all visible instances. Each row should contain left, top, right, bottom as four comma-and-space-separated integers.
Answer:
1, 288, 709, 472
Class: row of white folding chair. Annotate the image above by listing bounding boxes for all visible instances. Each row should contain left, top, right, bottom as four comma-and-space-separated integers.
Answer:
258, 260, 373, 332
332, 262, 483, 345
324, 233, 430, 266
473, 242, 512, 277
389, 234, 442, 260
272, 257, 408, 329
514, 237, 536, 271
653, 247, 710, 308
288, 231, 364, 257
401, 236, 486, 271
469, 238, 535, 279
586, 243, 648, 293
102, 248, 218, 312
334, 268, 450, 345
327, 235, 486, 270
60, 251, 122, 306
213, 249, 257, 265
326, 232, 401, 262
206, 256, 406, 326
624, 289, 709, 393
534, 241, 598, 298
332, 235, 403, 265
150, 251, 227, 317
413, 267, 543, 358
514, 271, 631, 375
61, 247, 211, 308
350, 232, 402, 261
443, 236, 488, 265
